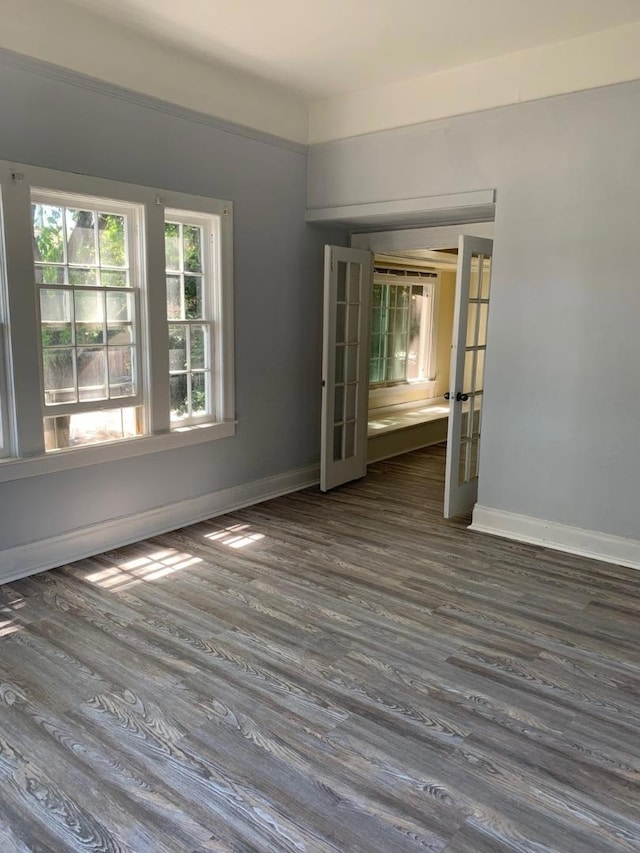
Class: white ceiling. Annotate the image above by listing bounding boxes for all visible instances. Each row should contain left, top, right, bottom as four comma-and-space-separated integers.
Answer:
66, 0, 640, 99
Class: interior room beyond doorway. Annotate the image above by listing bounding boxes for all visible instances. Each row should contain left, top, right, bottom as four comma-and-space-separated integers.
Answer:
367, 247, 457, 463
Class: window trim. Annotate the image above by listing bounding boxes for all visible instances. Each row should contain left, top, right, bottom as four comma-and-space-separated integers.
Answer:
0, 159, 235, 481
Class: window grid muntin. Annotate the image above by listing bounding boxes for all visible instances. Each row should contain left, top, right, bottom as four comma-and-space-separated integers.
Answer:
32, 192, 143, 420
165, 212, 215, 424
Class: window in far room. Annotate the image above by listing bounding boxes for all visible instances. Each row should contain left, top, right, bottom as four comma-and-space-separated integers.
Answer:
370, 269, 436, 386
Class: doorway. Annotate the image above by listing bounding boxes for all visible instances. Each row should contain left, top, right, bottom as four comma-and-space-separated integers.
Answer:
366, 247, 458, 464
320, 220, 494, 518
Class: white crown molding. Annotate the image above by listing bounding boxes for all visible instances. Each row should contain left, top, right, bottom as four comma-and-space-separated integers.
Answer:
471, 505, 640, 571
0, 464, 319, 583
0, 47, 307, 156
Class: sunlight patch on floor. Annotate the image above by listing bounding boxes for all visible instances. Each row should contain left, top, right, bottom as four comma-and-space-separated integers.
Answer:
85, 547, 203, 590
204, 523, 266, 549
0, 616, 22, 637
0, 594, 27, 637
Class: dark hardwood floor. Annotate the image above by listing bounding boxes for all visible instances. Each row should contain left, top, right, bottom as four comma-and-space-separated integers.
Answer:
1, 443, 640, 851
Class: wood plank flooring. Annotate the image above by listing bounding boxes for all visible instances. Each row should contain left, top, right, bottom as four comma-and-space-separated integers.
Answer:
1, 443, 640, 851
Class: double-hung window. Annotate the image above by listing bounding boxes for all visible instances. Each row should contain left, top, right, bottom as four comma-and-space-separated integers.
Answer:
165, 211, 215, 424
370, 270, 437, 386
32, 191, 144, 450
0, 159, 234, 474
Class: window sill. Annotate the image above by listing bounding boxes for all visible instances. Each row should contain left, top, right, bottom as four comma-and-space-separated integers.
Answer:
0, 419, 236, 484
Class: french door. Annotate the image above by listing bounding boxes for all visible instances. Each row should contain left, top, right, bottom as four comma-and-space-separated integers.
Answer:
320, 246, 373, 491
444, 236, 493, 518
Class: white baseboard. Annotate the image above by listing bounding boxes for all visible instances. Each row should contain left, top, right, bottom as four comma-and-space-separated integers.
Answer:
0, 465, 320, 585
471, 505, 640, 571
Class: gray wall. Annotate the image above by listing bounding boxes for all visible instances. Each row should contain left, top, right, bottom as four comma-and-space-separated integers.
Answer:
0, 54, 343, 552
308, 81, 640, 539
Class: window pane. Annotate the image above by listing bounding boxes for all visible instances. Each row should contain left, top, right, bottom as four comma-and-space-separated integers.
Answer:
165, 222, 180, 271
68, 268, 98, 286
346, 345, 358, 382
190, 326, 206, 370
347, 305, 359, 343
370, 358, 383, 383
106, 291, 132, 324
463, 350, 475, 392
346, 384, 357, 420
334, 385, 344, 423
336, 304, 346, 344
76, 324, 104, 345
475, 349, 486, 393
183, 225, 202, 273
407, 288, 425, 381
43, 349, 75, 404
101, 271, 128, 287
66, 210, 96, 265
170, 374, 189, 419
75, 289, 104, 323
77, 348, 107, 401
184, 276, 203, 319
347, 263, 360, 303
40, 289, 71, 323
168, 325, 187, 371
458, 439, 470, 485
336, 261, 346, 302
335, 345, 345, 384
191, 372, 206, 414
344, 420, 356, 458
108, 347, 134, 398
166, 275, 181, 319
42, 323, 73, 347
477, 303, 489, 347
44, 407, 141, 451
333, 425, 343, 460
35, 265, 65, 284
98, 214, 126, 267
107, 324, 133, 344
32, 204, 64, 263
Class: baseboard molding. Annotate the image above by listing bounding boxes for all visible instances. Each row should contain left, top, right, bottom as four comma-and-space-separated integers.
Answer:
0, 464, 320, 584
471, 505, 640, 571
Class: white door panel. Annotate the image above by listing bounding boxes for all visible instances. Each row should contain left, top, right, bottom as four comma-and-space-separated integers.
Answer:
444, 236, 493, 518
320, 245, 373, 492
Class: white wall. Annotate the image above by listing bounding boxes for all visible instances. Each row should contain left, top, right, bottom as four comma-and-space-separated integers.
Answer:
0, 50, 344, 574
308, 80, 640, 543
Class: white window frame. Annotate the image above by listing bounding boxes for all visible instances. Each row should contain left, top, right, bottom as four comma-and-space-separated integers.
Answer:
0, 160, 235, 483
165, 208, 222, 428
32, 189, 145, 429
370, 270, 437, 378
